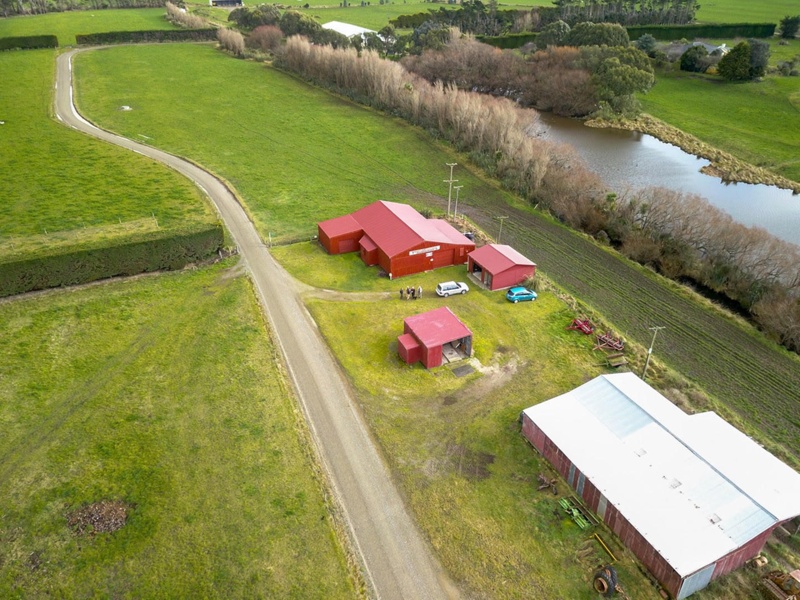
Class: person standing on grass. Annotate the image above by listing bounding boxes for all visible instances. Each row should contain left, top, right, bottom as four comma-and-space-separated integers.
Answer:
417, 285, 422, 299
400, 288, 404, 300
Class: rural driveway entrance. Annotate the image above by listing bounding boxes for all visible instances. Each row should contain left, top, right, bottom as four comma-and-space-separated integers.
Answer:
55, 48, 458, 600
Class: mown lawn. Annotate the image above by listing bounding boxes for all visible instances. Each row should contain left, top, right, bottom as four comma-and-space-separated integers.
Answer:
0, 49, 216, 261
641, 62, 800, 183
0, 261, 355, 599
0, 8, 177, 46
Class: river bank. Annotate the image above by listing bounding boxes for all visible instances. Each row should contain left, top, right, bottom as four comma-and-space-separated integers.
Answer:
586, 114, 800, 195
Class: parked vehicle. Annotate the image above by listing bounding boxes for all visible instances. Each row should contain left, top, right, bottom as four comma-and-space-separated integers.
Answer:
506, 286, 537, 303
436, 281, 469, 297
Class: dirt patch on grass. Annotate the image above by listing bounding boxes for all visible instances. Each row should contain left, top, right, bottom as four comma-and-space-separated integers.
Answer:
446, 443, 495, 480
67, 500, 132, 536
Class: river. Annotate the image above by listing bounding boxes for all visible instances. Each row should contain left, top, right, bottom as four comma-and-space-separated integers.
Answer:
536, 113, 800, 248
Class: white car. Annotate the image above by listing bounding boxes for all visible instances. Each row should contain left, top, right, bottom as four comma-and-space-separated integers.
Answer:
436, 281, 469, 297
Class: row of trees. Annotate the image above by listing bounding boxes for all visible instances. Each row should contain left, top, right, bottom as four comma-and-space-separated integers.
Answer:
552, 0, 698, 26
271, 35, 800, 352
402, 33, 654, 117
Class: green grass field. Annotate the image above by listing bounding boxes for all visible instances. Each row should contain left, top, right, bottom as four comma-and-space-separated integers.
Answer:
298, 253, 656, 600
75, 42, 800, 463
695, 0, 799, 25
641, 41, 800, 183
0, 261, 355, 598
0, 8, 177, 46
0, 49, 216, 261
276, 241, 791, 600
74, 43, 527, 244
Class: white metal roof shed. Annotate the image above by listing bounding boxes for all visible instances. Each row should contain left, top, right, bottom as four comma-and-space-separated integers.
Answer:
321, 21, 376, 39
522, 373, 800, 577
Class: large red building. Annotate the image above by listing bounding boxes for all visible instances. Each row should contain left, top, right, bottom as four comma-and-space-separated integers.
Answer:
522, 373, 800, 599
318, 201, 475, 279
467, 244, 536, 291
398, 307, 472, 369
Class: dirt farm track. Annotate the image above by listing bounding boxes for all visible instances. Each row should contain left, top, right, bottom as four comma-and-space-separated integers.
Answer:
457, 199, 800, 461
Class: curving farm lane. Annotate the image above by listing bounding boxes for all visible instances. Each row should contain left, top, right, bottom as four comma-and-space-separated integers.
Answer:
55, 48, 458, 600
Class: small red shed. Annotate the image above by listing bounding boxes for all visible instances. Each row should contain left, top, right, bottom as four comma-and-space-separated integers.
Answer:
318, 201, 475, 278
467, 244, 535, 291
398, 307, 472, 369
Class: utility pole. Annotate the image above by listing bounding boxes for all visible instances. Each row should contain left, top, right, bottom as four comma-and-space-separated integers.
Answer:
453, 185, 463, 220
444, 163, 458, 217
496, 216, 508, 243
641, 326, 665, 382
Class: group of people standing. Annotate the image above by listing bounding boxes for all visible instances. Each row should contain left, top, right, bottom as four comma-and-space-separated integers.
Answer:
400, 285, 422, 300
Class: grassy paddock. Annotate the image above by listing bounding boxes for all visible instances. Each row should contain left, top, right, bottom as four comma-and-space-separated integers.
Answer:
74, 43, 526, 244
276, 241, 797, 600
695, 0, 799, 25
75, 42, 800, 459
0, 261, 355, 598
641, 61, 800, 182
0, 8, 176, 46
0, 49, 216, 261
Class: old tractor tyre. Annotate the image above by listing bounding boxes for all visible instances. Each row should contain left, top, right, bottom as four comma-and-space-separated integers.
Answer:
593, 565, 618, 597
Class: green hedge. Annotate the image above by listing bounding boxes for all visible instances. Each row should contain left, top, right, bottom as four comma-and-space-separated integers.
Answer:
627, 23, 776, 41
0, 224, 224, 298
75, 29, 218, 45
477, 32, 538, 49
0, 35, 59, 51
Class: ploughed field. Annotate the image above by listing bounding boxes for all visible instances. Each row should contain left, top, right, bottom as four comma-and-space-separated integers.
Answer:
458, 200, 800, 463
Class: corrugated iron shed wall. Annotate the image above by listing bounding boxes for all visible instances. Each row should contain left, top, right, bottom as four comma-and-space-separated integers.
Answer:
520, 373, 800, 599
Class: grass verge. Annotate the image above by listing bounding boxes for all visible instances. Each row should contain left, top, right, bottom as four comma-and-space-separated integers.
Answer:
0, 261, 355, 598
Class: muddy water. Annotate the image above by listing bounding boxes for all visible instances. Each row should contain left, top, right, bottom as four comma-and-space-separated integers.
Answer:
536, 112, 800, 247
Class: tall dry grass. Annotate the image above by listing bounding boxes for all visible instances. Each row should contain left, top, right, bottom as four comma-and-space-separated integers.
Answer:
165, 2, 206, 29
278, 35, 603, 215
217, 28, 245, 58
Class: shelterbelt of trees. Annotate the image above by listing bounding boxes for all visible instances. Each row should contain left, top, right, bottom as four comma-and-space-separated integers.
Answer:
271, 34, 800, 352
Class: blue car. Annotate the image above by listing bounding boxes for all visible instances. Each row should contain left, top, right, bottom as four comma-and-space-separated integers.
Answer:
506, 286, 537, 303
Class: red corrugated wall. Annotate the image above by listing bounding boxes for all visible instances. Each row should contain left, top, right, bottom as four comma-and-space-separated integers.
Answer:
521, 412, 686, 600
490, 265, 536, 290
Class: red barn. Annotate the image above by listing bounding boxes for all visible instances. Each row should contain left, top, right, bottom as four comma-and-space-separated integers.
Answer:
521, 373, 800, 599
318, 201, 475, 279
398, 307, 472, 369
467, 244, 536, 291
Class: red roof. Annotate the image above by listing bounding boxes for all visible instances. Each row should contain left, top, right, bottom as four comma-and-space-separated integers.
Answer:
360, 234, 377, 252
468, 244, 535, 273
319, 214, 362, 238
352, 201, 473, 258
404, 307, 472, 349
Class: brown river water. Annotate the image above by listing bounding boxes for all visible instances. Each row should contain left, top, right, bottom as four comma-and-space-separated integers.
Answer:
537, 112, 800, 248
